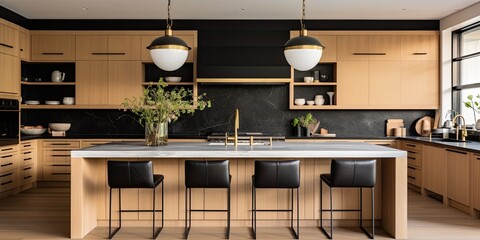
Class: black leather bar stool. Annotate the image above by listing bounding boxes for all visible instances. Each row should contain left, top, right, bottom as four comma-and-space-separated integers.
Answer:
252, 160, 300, 239
107, 161, 164, 239
184, 160, 231, 239
320, 159, 376, 239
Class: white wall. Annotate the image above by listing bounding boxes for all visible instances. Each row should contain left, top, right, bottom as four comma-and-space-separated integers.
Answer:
440, 2, 480, 125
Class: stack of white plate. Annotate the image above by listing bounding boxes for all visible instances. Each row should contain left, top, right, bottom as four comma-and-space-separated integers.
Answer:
45, 101, 60, 105
25, 100, 40, 105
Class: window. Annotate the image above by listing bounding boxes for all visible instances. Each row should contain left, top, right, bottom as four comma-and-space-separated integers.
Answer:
453, 23, 480, 125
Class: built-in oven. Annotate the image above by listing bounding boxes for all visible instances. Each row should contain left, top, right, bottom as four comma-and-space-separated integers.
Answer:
0, 98, 19, 147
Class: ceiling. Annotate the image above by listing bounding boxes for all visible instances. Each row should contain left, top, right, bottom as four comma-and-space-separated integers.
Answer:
0, 0, 479, 20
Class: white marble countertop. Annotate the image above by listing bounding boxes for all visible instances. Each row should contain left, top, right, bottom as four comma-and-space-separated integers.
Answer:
71, 141, 406, 159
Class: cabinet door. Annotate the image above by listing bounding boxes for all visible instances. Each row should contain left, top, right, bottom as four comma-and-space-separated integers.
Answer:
310, 35, 336, 62
0, 54, 20, 95
337, 35, 369, 61
31, 35, 75, 61
107, 35, 141, 61
76, 61, 109, 105
423, 145, 446, 195
107, 61, 142, 105
369, 35, 401, 60
400, 61, 439, 107
0, 24, 18, 56
141, 34, 195, 62
75, 35, 108, 60
337, 61, 369, 106
446, 149, 470, 206
369, 61, 401, 106
473, 153, 480, 210
401, 35, 439, 61
18, 29, 30, 61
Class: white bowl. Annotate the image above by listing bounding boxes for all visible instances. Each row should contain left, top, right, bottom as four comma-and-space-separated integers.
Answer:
315, 98, 325, 106
306, 101, 315, 106
304, 77, 314, 83
49, 123, 71, 131
21, 128, 47, 135
294, 98, 306, 105
165, 76, 182, 82
25, 100, 40, 105
63, 97, 75, 105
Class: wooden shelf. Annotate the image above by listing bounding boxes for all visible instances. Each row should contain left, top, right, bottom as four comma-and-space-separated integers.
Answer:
21, 104, 124, 109
293, 82, 337, 86
290, 104, 439, 110
21, 82, 76, 86
142, 82, 194, 86
197, 78, 291, 84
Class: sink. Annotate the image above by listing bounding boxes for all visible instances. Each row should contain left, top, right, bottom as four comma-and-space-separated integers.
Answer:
438, 139, 469, 143
208, 142, 270, 146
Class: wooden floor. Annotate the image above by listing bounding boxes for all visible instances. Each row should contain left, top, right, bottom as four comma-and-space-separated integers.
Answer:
1, 188, 480, 239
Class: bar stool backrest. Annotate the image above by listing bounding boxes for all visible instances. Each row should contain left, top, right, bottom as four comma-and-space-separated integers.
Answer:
330, 159, 376, 187
185, 160, 230, 188
107, 161, 155, 188
254, 160, 300, 188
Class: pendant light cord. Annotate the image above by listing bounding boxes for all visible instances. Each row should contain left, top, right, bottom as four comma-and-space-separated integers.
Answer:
300, 0, 306, 30
166, 0, 173, 29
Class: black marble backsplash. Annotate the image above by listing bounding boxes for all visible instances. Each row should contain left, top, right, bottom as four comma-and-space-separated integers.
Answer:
22, 85, 434, 138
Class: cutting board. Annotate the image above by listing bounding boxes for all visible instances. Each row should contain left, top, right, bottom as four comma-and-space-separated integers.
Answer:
415, 116, 433, 136
386, 119, 404, 136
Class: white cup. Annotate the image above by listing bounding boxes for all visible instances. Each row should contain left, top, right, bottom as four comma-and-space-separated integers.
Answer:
63, 97, 75, 105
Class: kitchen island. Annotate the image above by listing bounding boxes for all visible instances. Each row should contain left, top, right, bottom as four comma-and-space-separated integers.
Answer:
71, 141, 407, 239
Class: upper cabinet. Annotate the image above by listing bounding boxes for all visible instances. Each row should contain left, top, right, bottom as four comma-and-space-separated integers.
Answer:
141, 31, 196, 63
76, 35, 141, 61
31, 34, 75, 61
0, 21, 19, 57
0, 54, 20, 95
337, 35, 400, 61
401, 35, 439, 61
18, 28, 30, 61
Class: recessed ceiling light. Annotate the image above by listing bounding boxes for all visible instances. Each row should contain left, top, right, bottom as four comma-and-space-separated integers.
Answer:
402, 8, 407, 11
82, 7, 89, 11
238, 8, 245, 11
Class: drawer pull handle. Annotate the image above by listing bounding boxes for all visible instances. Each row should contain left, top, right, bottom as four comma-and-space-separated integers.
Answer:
24, 158, 32, 161
52, 164, 70, 167
413, 52, 427, 55
0, 43, 14, 48
23, 145, 31, 148
92, 52, 126, 55
51, 155, 70, 157
20, 48, 24, 51
0, 173, 12, 178
446, 149, 467, 155
1, 181, 13, 185
23, 176, 32, 179
1, 155, 13, 158
52, 173, 70, 175
23, 151, 32, 154
406, 144, 416, 147
1, 148, 13, 152
407, 151, 416, 154
24, 167, 32, 170
408, 166, 416, 170
42, 52, 64, 55
353, 52, 386, 55
408, 176, 416, 180
1, 163, 13, 167
50, 143, 71, 146
408, 157, 416, 160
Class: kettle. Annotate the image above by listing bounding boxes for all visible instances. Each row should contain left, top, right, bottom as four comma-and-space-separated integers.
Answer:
51, 70, 65, 82
442, 110, 455, 129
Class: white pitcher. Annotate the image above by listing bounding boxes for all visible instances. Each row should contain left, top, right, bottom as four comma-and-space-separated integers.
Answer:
51, 70, 65, 82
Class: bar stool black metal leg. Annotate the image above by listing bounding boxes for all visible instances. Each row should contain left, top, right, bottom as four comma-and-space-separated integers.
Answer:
184, 187, 191, 239
359, 187, 375, 239
320, 180, 332, 239
108, 188, 122, 239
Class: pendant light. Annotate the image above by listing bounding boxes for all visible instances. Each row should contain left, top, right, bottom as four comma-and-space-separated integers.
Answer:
147, 0, 191, 71
284, 0, 324, 71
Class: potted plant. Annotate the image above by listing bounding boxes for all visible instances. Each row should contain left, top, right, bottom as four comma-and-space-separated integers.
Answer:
123, 78, 211, 146
292, 113, 318, 137
463, 94, 480, 129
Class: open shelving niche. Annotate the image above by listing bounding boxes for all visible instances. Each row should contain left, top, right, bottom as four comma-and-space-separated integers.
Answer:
289, 63, 337, 110
21, 62, 77, 109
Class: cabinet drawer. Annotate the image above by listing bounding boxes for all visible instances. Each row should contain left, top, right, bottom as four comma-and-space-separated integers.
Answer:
407, 150, 422, 167
20, 141, 34, 150
402, 141, 422, 152
43, 164, 70, 182
0, 171, 18, 193
20, 165, 35, 185
0, 153, 17, 173
44, 149, 71, 163
42, 141, 80, 149
20, 150, 34, 166
31, 35, 75, 61
408, 166, 422, 187
0, 145, 17, 154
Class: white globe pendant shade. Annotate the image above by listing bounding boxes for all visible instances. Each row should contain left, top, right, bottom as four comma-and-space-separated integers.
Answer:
284, 34, 324, 71
147, 29, 191, 71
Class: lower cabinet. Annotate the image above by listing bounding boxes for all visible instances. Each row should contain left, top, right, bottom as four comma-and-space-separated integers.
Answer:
0, 145, 19, 195
472, 153, 480, 211
19, 140, 37, 190
422, 145, 446, 195
41, 140, 80, 182
446, 149, 470, 206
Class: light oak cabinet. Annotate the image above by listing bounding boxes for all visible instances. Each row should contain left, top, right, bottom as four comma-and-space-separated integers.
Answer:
41, 140, 80, 182
401, 141, 423, 189
446, 149, 470, 206
0, 53, 20, 95
0, 145, 19, 194
422, 145, 446, 195
337, 35, 400, 61
141, 32, 196, 62
369, 61, 401, 106
19, 141, 36, 187
473, 153, 480, 210
76, 35, 141, 61
337, 61, 369, 106
18, 28, 30, 61
31, 34, 75, 61
401, 35, 438, 61
400, 61, 438, 108
0, 23, 18, 57
76, 61, 142, 105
